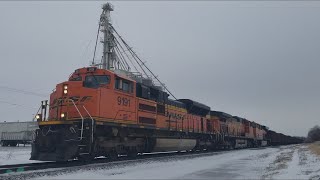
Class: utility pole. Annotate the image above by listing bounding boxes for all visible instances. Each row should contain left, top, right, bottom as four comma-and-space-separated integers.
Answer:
100, 3, 114, 70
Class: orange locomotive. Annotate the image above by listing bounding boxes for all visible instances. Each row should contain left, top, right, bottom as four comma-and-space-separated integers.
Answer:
31, 3, 270, 161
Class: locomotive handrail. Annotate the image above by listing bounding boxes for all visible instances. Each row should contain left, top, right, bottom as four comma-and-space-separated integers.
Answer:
83, 105, 94, 143
68, 99, 84, 140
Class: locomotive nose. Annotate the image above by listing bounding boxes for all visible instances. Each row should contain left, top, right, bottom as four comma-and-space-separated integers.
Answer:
47, 79, 98, 122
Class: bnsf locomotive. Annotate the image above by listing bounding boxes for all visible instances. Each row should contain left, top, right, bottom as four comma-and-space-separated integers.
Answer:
31, 67, 268, 161
30, 3, 302, 161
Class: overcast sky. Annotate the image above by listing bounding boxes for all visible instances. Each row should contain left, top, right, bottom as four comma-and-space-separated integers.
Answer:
0, 1, 319, 136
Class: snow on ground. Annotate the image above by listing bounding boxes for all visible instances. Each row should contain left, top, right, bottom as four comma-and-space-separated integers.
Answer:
1, 144, 320, 179
34, 148, 279, 179
33, 144, 320, 180
0, 145, 37, 165
270, 145, 320, 180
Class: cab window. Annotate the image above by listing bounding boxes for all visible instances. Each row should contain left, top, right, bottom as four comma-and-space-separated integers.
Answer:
69, 76, 82, 81
123, 81, 130, 92
84, 75, 110, 88
115, 77, 133, 93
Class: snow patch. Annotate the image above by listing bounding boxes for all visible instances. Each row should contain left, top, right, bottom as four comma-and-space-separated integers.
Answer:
0, 145, 39, 165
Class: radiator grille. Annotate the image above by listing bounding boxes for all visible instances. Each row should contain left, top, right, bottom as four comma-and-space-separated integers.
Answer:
139, 103, 156, 112
139, 117, 156, 124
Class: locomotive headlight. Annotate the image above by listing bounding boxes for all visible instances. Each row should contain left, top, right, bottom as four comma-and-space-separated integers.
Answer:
63, 89, 68, 94
64, 85, 68, 90
60, 113, 65, 118
35, 114, 42, 121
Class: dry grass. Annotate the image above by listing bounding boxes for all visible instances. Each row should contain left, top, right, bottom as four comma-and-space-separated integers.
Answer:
308, 141, 320, 156
262, 149, 295, 179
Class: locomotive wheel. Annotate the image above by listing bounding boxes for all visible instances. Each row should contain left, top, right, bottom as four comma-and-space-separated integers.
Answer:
108, 150, 118, 161
9, 142, 17, 147
78, 154, 94, 163
127, 148, 138, 158
127, 151, 137, 158
3, 141, 9, 147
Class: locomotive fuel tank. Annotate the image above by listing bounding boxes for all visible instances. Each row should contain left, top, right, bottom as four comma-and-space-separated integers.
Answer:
152, 138, 196, 152
234, 139, 247, 149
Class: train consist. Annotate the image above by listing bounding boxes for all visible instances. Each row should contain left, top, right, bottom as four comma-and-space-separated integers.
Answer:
30, 3, 302, 162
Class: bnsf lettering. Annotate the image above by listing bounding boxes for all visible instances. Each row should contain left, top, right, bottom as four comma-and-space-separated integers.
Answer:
80, 96, 92, 102
117, 96, 130, 107
166, 112, 185, 120
69, 96, 81, 102
50, 96, 92, 107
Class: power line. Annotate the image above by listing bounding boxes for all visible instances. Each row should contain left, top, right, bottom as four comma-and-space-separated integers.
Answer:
0, 85, 47, 98
0, 99, 38, 110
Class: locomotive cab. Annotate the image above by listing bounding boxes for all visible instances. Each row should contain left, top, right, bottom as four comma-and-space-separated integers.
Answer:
46, 67, 135, 122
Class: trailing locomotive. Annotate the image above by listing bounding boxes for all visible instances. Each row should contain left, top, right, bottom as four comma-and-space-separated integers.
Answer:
30, 3, 302, 162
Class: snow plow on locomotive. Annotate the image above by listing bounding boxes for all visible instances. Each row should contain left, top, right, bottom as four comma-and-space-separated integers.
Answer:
30, 3, 302, 162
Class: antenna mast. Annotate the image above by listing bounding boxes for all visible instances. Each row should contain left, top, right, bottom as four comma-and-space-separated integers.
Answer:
100, 3, 114, 70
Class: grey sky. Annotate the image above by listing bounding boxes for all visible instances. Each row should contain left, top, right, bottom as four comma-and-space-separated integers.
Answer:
0, 1, 319, 136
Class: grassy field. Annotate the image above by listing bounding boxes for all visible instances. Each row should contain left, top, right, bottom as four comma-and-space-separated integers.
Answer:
309, 141, 320, 156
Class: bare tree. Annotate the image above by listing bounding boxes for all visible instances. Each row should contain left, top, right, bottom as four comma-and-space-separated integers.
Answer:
306, 125, 320, 143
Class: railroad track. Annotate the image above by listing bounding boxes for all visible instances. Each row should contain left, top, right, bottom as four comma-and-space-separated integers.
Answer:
0, 147, 266, 178
0, 161, 84, 175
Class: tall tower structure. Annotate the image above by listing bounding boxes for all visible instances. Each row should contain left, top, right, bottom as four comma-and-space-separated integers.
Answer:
100, 3, 114, 70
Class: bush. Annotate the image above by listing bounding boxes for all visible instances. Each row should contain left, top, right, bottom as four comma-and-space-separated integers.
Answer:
306, 125, 320, 143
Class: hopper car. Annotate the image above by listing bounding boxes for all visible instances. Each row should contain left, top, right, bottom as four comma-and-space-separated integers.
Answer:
0, 121, 38, 146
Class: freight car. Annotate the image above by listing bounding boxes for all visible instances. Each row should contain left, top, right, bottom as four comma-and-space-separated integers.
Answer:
266, 130, 304, 146
0, 121, 39, 146
30, 3, 301, 162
